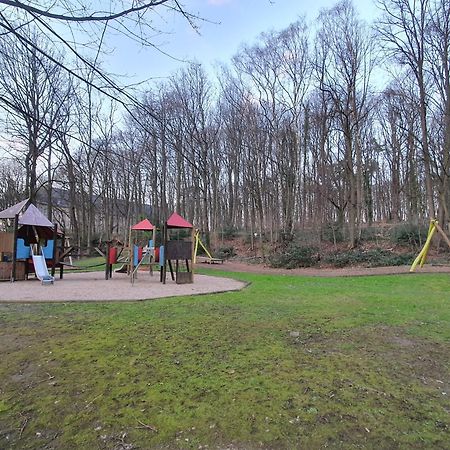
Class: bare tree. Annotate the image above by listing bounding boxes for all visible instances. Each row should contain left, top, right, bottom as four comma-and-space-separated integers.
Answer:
315, 0, 375, 246
0, 28, 71, 205
377, 0, 435, 218
426, 0, 450, 229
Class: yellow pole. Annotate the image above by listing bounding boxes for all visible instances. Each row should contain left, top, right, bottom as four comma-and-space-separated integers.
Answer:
194, 231, 200, 264
195, 230, 213, 261
420, 220, 438, 267
410, 220, 437, 272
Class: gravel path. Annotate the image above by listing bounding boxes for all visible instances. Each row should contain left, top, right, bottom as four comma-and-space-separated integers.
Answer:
0, 271, 246, 303
200, 260, 450, 277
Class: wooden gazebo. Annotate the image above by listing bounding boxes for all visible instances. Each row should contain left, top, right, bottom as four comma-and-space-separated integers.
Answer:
0, 200, 61, 281
161, 212, 195, 284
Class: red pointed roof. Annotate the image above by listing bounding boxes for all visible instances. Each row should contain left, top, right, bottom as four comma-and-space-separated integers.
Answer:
131, 219, 155, 231
166, 212, 193, 229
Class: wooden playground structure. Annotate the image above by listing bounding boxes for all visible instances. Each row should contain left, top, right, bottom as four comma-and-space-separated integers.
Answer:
0, 200, 65, 283
0, 199, 222, 287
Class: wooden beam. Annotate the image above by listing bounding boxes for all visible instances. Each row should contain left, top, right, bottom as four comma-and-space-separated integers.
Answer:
51, 223, 57, 277
95, 247, 105, 257
105, 241, 110, 280
433, 222, 450, 249
11, 214, 19, 282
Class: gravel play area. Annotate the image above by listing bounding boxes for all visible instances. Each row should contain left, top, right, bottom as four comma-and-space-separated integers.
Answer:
0, 271, 247, 303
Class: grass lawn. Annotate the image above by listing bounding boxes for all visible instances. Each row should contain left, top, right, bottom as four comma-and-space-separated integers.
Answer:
0, 270, 449, 449
63, 256, 123, 273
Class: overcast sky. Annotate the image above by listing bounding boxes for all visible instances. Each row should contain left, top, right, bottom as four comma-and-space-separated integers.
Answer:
104, 0, 379, 84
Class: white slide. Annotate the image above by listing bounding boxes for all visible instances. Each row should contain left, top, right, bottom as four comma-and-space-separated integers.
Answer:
32, 254, 55, 285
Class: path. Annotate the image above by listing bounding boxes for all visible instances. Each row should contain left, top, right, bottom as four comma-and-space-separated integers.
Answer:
201, 260, 450, 277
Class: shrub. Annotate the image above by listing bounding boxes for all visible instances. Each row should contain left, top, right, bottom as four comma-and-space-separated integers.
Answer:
360, 226, 382, 242
324, 248, 415, 268
220, 227, 238, 239
215, 246, 236, 259
390, 223, 428, 247
321, 222, 344, 243
269, 244, 318, 269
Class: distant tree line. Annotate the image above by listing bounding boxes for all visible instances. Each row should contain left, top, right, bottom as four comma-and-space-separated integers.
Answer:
0, 0, 449, 249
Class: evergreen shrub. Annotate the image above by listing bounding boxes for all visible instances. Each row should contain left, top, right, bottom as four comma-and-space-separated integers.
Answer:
390, 223, 428, 247
269, 243, 318, 269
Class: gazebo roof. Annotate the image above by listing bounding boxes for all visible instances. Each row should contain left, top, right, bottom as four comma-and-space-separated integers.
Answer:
166, 212, 193, 229
0, 199, 29, 219
0, 200, 54, 229
19, 204, 54, 228
131, 219, 155, 231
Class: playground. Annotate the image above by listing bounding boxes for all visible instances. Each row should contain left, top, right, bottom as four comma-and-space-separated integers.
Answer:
0, 270, 246, 302
0, 200, 235, 301
1, 201, 449, 448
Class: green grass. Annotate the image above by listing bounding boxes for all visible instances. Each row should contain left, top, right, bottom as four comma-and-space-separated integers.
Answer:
1, 270, 449, 449
64, 256, 124, 273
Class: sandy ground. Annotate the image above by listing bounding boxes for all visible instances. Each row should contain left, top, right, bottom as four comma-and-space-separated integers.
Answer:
0, 271, 247, 303
1, 262, 448, 303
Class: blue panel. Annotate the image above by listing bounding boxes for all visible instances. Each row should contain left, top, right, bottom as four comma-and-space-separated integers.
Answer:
133, 245, 139, 266
159, 245, 164, 267
16, 238, 30, 259
42, 240, 54, 259
149, 239, 153, 249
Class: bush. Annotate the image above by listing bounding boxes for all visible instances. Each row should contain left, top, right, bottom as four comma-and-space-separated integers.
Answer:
321, 222, 344, 243
220, 227, 238, 239
215, 246, 236, 259
269, 244, 318, 269
390, 223, 428, 247
360, 226, 383, 242
323, 248, 415, 268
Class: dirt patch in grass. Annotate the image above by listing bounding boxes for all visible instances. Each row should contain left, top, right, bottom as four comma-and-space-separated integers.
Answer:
316, 325, 450, 392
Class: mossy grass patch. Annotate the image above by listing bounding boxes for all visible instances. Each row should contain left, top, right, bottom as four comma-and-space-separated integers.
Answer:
1, 271, 449, 448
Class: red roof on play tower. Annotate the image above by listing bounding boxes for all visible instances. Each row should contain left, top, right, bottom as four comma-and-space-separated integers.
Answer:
166, 212, 193, 228
131, 219, 155, 230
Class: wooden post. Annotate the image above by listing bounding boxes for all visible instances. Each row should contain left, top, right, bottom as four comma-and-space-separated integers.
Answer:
152, 226, 156, 261
162, 223, 167, 284
51, 223, 57, 277
60, 232, 65, 279
191, 227, 195, 282
11, 214, 19, 282
105, 241, 110, 280
128, 227, 133, 276
129, 231, 134, 279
